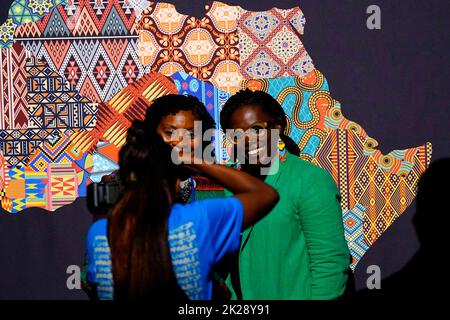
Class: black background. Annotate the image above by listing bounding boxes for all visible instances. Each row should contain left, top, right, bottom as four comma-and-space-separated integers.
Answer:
0, 0, 449, 299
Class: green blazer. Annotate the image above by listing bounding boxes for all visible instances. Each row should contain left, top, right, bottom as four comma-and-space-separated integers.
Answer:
226, 151, 350, 300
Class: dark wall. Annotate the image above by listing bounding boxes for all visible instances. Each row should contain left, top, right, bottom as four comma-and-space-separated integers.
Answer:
0, 0, 449, 298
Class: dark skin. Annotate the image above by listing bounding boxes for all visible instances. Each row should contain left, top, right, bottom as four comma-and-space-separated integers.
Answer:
156, 109, 279, 229
156, 110, 201, 154
228, 104, 282, 179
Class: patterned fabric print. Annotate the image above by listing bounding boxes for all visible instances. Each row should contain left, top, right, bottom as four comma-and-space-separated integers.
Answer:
0, 19, 18, 48
26, 55, 97, 132
316, 109, 432, 268
1, 140, 93, 212
0, 152, 9, 191
0, 0, 66, 48
73, 72, 177, 182
128, 0, 151, 20
1, 166, 26, 212
90, 141, 119, 183
237, 6, 314, 79
23, 53, 97, 168
172, 71, 231, 163
0, 128, 59, 167
0, 51, 97, 212
137, 1, 242, 94
242, 70, 330, 161
14, 0, 148, 103
0, 43, 29, 129
9, 0, 67, 25
47, 162, 78, 210
243, 69, 432, 268
169, 222, 202, 299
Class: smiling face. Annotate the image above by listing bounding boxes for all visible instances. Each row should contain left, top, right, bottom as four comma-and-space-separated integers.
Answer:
156, 109, 201, 154
228, 104, 281, 167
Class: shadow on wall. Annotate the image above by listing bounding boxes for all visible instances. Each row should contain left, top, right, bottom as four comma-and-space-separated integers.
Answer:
355, 158, 450, 299
0, 198, 91, 299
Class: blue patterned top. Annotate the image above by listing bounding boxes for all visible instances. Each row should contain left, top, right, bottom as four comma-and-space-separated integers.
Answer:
86, 197, 243, 300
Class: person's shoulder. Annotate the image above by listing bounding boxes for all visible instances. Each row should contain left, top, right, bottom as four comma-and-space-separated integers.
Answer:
86, 218, 108, 249
286, 152, 332, 181
170, 198, 239, 224
169, 201, 205, 227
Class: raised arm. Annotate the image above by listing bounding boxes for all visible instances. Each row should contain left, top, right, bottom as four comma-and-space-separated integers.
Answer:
187, 163, 279, 229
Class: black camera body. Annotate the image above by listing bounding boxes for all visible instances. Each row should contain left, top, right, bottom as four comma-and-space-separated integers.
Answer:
86, 173, 121, 215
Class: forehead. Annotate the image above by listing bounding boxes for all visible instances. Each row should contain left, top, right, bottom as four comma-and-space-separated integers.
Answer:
158, 110, 197, 128
229, 104, 273, 129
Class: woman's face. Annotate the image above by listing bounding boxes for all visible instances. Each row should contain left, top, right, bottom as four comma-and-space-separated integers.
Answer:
156, 110, 202, 159
228, 104, 280, 166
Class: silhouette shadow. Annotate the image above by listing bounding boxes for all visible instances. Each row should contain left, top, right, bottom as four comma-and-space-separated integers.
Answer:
354, 158, 450, 300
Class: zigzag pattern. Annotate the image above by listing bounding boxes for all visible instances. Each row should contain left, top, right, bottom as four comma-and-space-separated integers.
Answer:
67, 71, 177, 160
0, 43, 29, 129
15, 0, 148, 103
243, 70, 432, 268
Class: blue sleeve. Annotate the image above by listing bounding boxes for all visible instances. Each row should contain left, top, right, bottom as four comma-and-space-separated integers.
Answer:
85, 219, 108, 284
199, 197, 244, 264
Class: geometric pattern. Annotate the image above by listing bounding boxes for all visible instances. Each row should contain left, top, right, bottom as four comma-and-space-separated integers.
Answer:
242, 69, 330, 161
172, 71, 231, 164
0, 51, 97, 168
0, 152, 9, 191
90, 141, 119, 183
0, 128, 59, 167
0, 43, 29, 129
314, 128, 431, 268
0, 45, 99, 213
64, 71, 176, 184
0, 0, 66, 48
88, 71, 233, 182
0, 18, 18, 49
26, 54, 97, 131
24, 169, 47, 209
342, 204, 369, 266
9, 0, 67, 25
65, 71, 177, 161
14, 0, 149, 103
46, 162, 78, 210
137, 1, 242, 94
0, 0, 434, 270
237, 6, 314, 79
241, 68, 432, 268
1, 166, 26, 212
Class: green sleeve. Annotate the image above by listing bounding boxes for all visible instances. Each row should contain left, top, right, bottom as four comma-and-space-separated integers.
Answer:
297, 167, 350, 299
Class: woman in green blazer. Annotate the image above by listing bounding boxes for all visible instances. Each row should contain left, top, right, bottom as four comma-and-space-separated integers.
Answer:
220, 89, 350, 300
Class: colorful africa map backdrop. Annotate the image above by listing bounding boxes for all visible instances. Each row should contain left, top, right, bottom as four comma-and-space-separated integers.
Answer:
1, 0, 447, 297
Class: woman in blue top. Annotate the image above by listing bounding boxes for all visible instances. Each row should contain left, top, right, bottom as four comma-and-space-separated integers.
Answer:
87, 115, 279, 300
